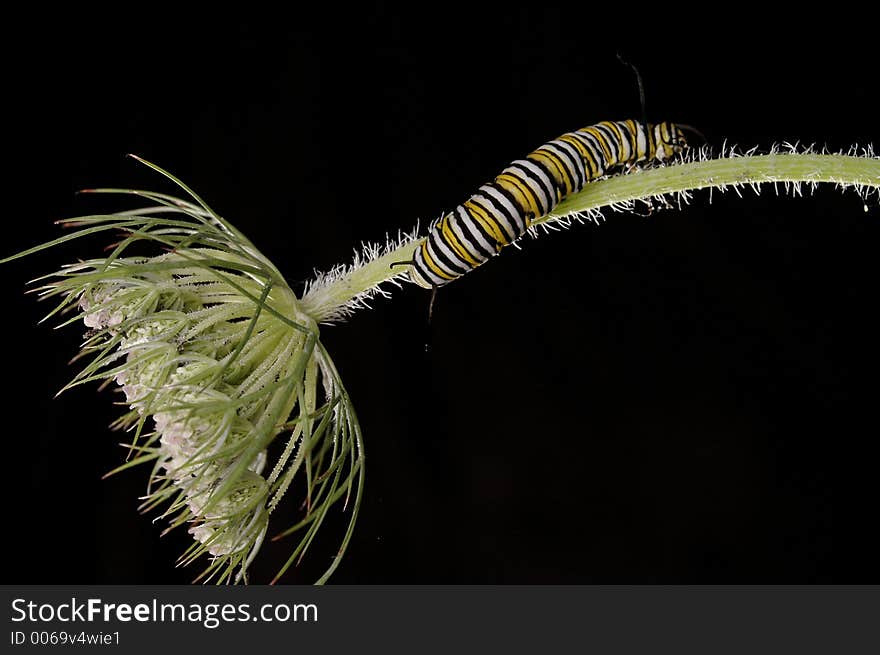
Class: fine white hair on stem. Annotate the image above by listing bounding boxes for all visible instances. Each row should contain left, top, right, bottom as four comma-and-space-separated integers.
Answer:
534, 143, 879, 235
2, 141, 878, 584
300, 225, 422, 324
297, 143, 879, 326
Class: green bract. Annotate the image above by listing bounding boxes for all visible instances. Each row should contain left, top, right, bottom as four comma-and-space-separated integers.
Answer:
3, 145, 878, 583
8, 159, 363, 584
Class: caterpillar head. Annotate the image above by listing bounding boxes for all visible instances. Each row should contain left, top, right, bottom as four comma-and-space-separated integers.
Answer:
653, 122, 687, 161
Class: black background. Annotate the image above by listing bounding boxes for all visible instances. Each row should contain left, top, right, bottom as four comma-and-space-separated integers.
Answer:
3, 8, 877, 584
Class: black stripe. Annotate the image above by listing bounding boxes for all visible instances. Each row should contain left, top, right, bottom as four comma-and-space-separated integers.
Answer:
427, 230, 470, 277
534, 146, 574, 196
486, 181, 528, 232
611, 121, 629, 161
423, 236, 462, 279
547, 140, 585, 191
469, 195, 517, 243
448, 222, 492, 263
624, 120, 641, 163
499, 169, 544, 219
439, 213, 485, 264
575, 129, 607, 168
477, 185, 525, 239
619, 120, 639, 164
542, 143, 581, 194
414, 246, 449, 286
509, 162, 552, 214
433, 216, 480, 271
455, 205, 498, 257
613, 121, 634, 162
567, 132, 603, 178
661, 122, 673, 147
524, 156, 562, 207
593, 123, 621, 165
623, 120, 637, 161
428, 229, 470, 276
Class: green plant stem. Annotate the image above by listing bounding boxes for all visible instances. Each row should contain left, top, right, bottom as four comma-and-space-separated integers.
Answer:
300, 153, 880, 321
306, 248, 408, 319
549, 153, 880, 219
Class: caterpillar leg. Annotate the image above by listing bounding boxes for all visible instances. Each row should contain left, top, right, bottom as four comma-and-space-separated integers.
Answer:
389, 258, 439, 322
428, 284, 438, 324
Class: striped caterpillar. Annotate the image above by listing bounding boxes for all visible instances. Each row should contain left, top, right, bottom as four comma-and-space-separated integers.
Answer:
407, 119, 687, 289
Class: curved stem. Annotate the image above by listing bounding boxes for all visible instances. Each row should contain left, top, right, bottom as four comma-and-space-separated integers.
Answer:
301, 153, 880, 322
547, 153, 879, 220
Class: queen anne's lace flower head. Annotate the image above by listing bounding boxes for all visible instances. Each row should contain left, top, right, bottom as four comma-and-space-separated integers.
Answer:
25, 163, 364, 584
6, 146, 877, 583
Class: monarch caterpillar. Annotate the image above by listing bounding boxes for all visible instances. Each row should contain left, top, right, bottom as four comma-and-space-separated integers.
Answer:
407, 119, 688, 289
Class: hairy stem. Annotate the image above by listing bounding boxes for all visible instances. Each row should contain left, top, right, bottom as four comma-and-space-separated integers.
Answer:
548, 153, 880, 220
300, 152, 880, 322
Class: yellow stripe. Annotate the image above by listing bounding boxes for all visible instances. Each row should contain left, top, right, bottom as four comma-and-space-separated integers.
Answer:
621, 119, 642, 160
600, 120, 621, 140
559, 134, 592, 166
603, 120, 625, 142
560, 134, 601, 181
439, 215, 481, 267
464, 199, 510, 245
661, 122, 672, 143
600, 121, 626, 165
580, 126, 613, 162
496, 172, 542, 219
419, 242, 456, 280
560, 133, 588, 157
531, 149, 572, 195
646, 123, 657, 158
608, 121, 632, 162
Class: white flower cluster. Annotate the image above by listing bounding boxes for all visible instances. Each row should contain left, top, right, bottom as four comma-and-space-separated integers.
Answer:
78, 275, 271, 559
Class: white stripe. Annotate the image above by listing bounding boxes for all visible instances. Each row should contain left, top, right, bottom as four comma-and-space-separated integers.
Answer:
478, 184, 525, 233
452, 205, 496, 257
413, 247, 451, 286
595, 124, 621, 164
558, 133, 595, 181
634, 123, 648, 160
472, 192, 517, 241
430, 226, 472, 272
570, 131, 607, 176
506, 159, 552, 214
423, 237, 461, 278
613, 122, 633, 161
546, 140, 584, 191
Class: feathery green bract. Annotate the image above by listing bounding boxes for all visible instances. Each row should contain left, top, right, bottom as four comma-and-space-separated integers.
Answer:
5, 143, 878, 584
5, 158, 364, 584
